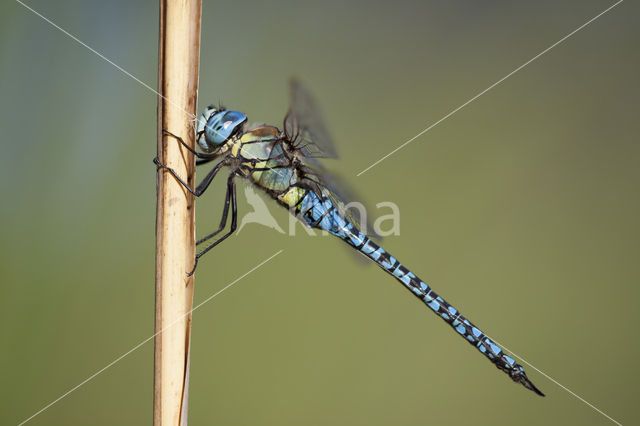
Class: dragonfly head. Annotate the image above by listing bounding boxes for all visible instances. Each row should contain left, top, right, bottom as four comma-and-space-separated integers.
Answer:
196, 106, 247, 152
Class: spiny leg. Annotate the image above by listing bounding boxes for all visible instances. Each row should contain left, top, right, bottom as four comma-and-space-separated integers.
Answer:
188, 174, 237, 276
195, 176, 233, 246
154, 157, 226, 197
162, 129, 217, 160
196, 158, 215, 166
154, 129, 219, 184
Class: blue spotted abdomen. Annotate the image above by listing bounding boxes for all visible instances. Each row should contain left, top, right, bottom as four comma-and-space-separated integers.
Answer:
297, 190, 543, 395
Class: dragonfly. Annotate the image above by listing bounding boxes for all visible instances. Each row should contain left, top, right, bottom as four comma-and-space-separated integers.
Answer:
153, 79, 544, 396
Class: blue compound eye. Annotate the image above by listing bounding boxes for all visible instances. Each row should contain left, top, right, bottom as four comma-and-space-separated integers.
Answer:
198, 109, 247, 151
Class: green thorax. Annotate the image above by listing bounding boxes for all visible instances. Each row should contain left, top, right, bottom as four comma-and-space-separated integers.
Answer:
236, 125, 296, 195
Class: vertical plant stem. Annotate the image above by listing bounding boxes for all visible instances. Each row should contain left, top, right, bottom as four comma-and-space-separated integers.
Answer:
155, 1, 202, 425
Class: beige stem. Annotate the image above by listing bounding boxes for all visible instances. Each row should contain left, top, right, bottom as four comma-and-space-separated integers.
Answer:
154, 1, 202, 425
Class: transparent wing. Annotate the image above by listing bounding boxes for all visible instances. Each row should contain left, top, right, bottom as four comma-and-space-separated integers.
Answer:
284, 78, 338, 159
284, 79, 379, 239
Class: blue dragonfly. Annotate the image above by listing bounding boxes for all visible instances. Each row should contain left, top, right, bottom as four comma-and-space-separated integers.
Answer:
153, 80, 544, 396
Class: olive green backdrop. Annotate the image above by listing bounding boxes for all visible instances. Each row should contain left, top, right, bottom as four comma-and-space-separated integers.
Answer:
1, 0, 638, 425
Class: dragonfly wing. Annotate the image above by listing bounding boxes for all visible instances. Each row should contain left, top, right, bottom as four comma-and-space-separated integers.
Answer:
285, 80, 379, 239
284, 78, 338, 159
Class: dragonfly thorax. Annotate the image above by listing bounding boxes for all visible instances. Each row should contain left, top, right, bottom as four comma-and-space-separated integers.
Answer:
196, 106, 247, 152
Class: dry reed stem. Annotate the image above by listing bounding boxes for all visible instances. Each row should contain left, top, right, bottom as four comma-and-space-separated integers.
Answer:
154, 1, 202, 425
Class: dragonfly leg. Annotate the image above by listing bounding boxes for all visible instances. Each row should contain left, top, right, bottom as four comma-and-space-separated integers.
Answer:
154, 158, 226, 197
195, 176, 233, 246
196, 157, 215, 167
162, 129, 218, 160
188, 174, 237, 276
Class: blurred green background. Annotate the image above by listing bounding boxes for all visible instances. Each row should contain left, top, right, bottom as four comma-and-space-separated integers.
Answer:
1, 0, 638, 424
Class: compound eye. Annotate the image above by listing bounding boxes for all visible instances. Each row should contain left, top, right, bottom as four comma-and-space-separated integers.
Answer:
204, 110, 247, 146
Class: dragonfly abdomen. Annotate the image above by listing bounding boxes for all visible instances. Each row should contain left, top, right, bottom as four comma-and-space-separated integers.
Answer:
296, 190, 544, 396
